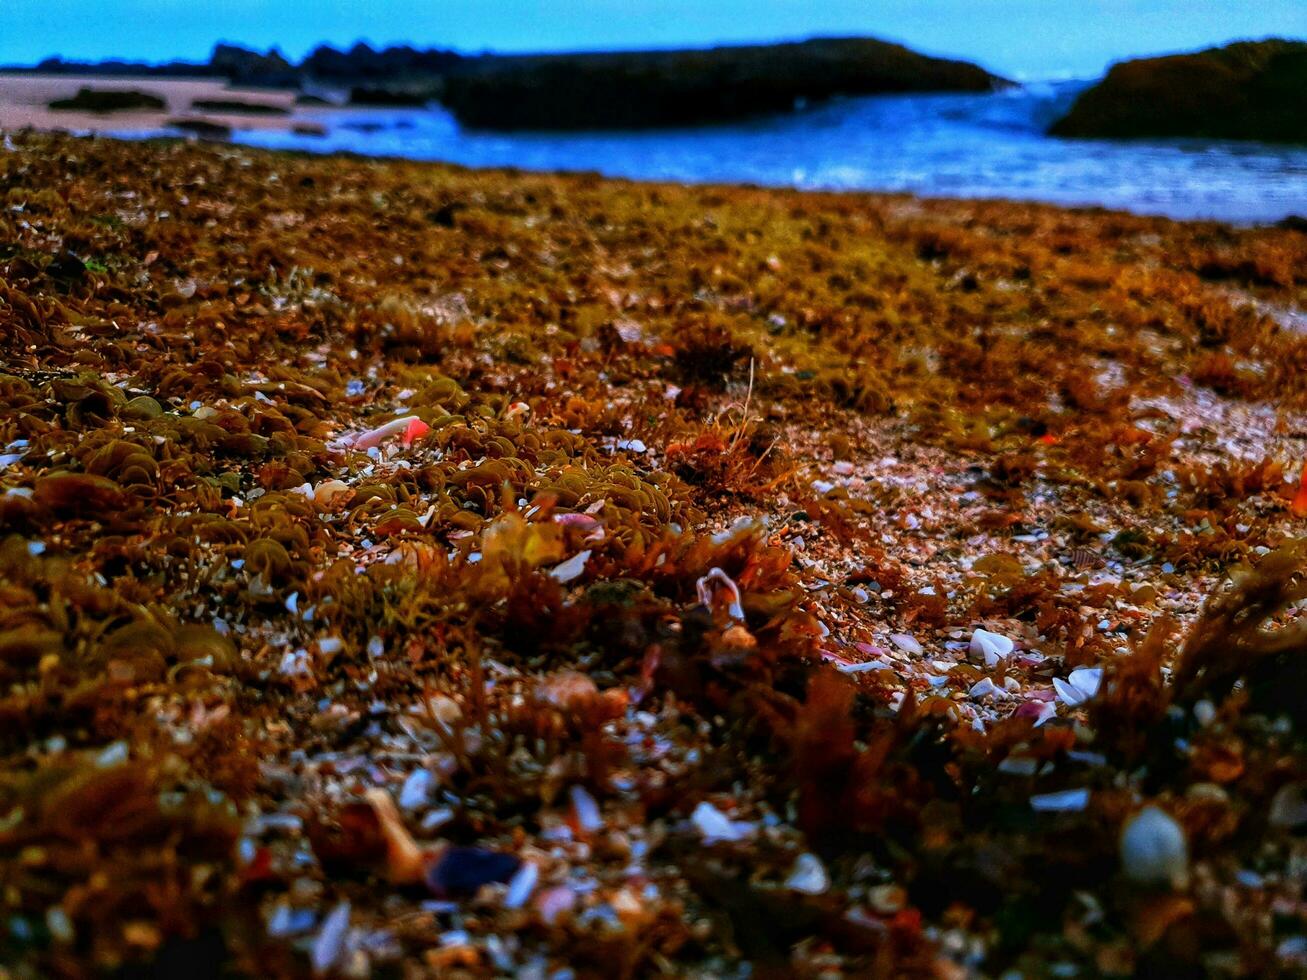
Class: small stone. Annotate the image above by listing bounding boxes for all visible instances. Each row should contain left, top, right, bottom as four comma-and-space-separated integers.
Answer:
1120, 806, 1188, 886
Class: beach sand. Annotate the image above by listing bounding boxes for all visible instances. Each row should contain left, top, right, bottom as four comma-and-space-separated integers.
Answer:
0, 73, 321, 135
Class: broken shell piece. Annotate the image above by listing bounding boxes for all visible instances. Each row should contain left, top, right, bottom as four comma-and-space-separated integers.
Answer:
691, 801, 756, 843
1054, 667, 1103, 707
549, 549, 591, 584
363, 787, 429, 885
1121, 806, 1189, 887
313, 479, 353, 509
346, 415, 431, 450
969, 628, 1014, 666
310, 901, 351, 976
696, 567, 745, 621
1031, 788, 1090, 812
785, 852, 830, 894
504, 861, 539, 909
569, 785, 604, 833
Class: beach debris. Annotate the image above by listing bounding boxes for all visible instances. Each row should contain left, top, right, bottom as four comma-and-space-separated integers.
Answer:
548, 549, 591, 583
311, 901, 352, 975
1120, 807, 1189, 886
1054, 667, 1103, 707
889, 633, 923, 656
398, 768, 434, 810
696, 567, 745, 621
691, 801, 757, 843
969, 628, 1014, 666
1030, 788, 1091, 812
785, 853, 830, 894
503, 861, 539, 909
364, 788, 429, 884
344, 415, 431, 450
569, 785, 604, 833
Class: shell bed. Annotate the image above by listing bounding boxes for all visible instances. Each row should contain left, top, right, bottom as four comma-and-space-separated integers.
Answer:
3, 131, 1307, 977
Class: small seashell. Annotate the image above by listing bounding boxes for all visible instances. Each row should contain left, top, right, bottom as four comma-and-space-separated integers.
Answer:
1053, 667, 1102, 707
1120, 806, 1188, 886
889, 633, 923, 656
785, 852, 830, 894
691, 800, 756, 843
969, 628, 1014, 666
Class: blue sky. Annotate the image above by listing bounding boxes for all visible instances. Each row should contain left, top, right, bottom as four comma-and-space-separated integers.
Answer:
2, 1, 1304, 79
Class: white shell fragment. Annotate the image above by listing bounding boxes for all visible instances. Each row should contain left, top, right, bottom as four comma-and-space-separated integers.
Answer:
310, 901, 352, 975
785, 852, 830, 894
549, 549, 592, 584
504, 861, 539, 909
969, 628, 1014, 667
1053, 667, 1103, 707
1120, 806, 1188, 886
1030, 788, 1090, 812
691, 801, 756, 843
889, 633, 923, 656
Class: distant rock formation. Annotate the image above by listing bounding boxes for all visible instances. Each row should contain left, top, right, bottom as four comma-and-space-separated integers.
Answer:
208, 43, 298, 87
439, 37, 1007, 130
300, 42, 462, 82
49, 88, 166, 112
1050, 39, 1307, 143
16, 36, 1007, 131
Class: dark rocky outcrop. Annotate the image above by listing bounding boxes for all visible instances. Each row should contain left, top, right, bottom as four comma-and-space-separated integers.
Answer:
166, 118, 232, 139
48, 87, 166, 112
347, 87, 431, 107
207, 43, 298, 87
301, 42, 462, 82
439, 37, 1006, 130
1050, 39, 1307, 143
190, 98, 289, 115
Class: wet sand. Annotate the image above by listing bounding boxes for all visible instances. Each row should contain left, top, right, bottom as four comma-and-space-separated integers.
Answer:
0, 73, 320, 135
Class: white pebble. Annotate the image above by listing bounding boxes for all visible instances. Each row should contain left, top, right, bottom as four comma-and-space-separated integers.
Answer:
1120, 806, 1188, 886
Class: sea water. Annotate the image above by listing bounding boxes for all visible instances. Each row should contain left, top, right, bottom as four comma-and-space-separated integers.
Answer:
233, 81, 1307, 224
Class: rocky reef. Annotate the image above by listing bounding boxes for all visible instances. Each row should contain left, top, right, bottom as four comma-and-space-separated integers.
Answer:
48, 87, 165, 112
1050, 38, 1307, 142
439, 37, 1006, 130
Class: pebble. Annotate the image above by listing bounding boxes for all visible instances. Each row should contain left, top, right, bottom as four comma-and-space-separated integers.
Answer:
1120, 806, 1188, 886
